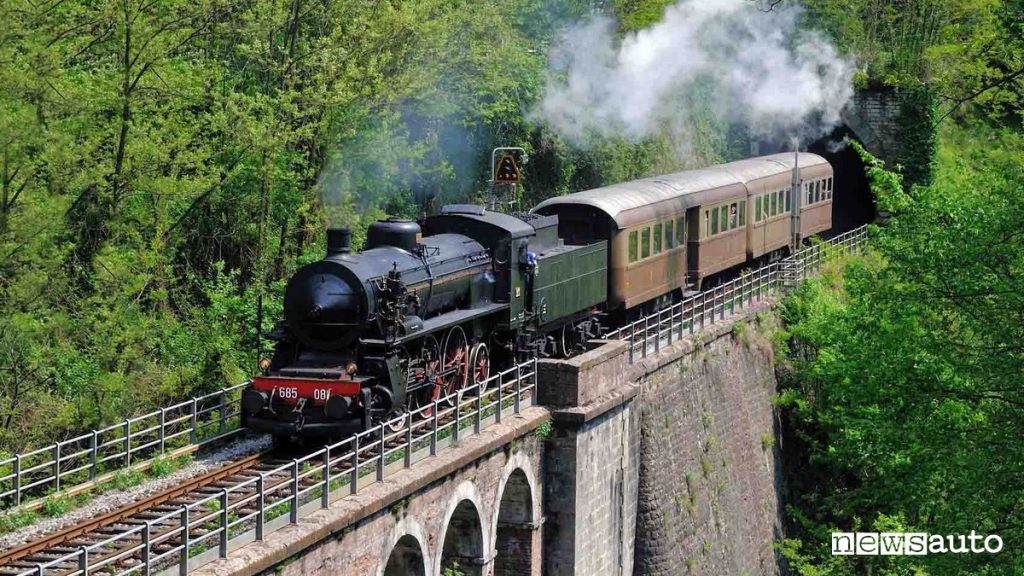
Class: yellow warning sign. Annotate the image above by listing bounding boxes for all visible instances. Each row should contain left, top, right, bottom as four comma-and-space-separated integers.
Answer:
494, 154, 521, 184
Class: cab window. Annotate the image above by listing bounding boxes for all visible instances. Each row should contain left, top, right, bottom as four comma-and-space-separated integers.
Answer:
628, 230, 638, 263
641, 227, 651, 258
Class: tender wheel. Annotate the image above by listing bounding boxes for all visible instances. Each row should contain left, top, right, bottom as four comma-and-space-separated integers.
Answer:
559, 324, 572, 358
469, 342, 490, 392
441, 326, 469, 407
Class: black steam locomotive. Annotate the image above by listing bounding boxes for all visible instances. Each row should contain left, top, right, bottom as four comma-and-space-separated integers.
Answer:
241, 205, 607, 439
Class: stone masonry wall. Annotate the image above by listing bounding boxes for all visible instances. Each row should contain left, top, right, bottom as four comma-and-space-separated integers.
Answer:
632, 312, 785, 576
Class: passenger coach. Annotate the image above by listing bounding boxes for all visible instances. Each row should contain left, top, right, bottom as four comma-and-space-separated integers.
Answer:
533, 152, 833, 314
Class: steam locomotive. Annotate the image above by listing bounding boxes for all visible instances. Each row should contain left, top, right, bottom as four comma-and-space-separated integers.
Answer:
240, 153, 833, 440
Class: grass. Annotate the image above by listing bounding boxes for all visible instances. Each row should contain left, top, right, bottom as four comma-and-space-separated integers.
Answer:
761, 432, 776, 451
0, 508, 39, 534
533, 420, 553, 439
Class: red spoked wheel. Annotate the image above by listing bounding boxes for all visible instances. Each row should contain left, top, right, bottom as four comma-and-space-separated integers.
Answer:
411, 335, 442, 419
469, 342, 490, 393
441, 326, 469, 407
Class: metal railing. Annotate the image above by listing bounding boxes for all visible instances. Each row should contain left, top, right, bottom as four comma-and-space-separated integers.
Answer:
607, 225, 870, 362
0, 384, 247, 511
12, 357, 539, 576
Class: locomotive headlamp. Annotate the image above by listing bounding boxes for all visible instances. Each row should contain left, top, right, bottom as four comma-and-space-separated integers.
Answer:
258, 357, 271, 371
346, 362, 358, 375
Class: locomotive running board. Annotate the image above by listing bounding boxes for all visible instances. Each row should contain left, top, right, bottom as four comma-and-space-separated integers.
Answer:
361, 302, 509, 347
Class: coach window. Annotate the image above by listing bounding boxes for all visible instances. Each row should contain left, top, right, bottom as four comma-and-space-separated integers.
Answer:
641, 227, 651, 258
739, 200, 746, 226
653, 223, 663, 254
785, 189, 791, 212
720, 205, 729, 232
676, 217, 686, 245
710, 207, 719, 235
770, 192, 778, 216
628, 230, 638, 263
728, 203, 738, 229
755, 196, 762, 222
665, 220, 674, 249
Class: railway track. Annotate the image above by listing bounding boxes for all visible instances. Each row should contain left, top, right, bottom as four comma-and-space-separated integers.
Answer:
0, 366, 536, 576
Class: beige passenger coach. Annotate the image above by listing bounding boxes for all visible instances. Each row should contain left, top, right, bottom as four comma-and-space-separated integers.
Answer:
533, 152, 834, 311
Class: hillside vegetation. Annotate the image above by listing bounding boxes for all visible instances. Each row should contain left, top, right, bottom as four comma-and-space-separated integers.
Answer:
0, 0, 722, 452
776, 1, 1024, 573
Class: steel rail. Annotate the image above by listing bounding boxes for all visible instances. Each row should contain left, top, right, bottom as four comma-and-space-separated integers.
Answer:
0, 452, 267, 568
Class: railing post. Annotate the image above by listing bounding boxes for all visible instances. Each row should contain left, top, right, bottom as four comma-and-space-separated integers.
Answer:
377, 422, 385, 482
350, 435, 360, 495
123, 419, 131, 468
514, 363, 522, 414
78, 545, 88, 576
142, 521, 151, 576
89, 432, 98, 481
404, 413, 413, 468
218, 390, 227, 434
642, 315, 648, 359
629, 322, 635, 363
453, 394, 461, 443
654, 308, 661, 354
532, 357, 539, 405
158, 408, 166, 454
667, 305, 674, 346
430, 402, 439, 456
256, 474, 265, 540
189, 399, 198, 444
219, 489, 229, 557
52, 443, 60, 492
322, 445, 331, 508
13, 454, 20, 506
179, 506, 190, 576
290, 459, 299, 523
496, 375, 503, 423
474, 385, 482, 434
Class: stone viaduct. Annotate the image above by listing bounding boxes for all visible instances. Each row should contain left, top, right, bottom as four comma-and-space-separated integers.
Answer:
196, 300, 787, 576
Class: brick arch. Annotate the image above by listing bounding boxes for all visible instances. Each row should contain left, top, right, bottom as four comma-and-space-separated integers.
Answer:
491, 452, 541, 576
378, 517, 430, 576
435, 481, 489, 576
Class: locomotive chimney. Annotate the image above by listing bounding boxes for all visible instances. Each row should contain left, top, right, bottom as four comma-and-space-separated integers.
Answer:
326, 227, 351, 257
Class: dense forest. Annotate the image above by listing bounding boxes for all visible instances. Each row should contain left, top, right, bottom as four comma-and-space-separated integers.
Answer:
0, 0, 1022, 571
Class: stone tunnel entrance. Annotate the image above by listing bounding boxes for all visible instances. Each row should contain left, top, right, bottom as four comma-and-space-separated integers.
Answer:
494, 468, 537, 576
440, 500, 485, 576
807, 125, 876, 235
383, 534, 426, 576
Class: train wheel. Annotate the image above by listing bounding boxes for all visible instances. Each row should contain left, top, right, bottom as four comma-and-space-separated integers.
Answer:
469, 342, 490, 392
441, 326, 469, 407
412, 336, 442, 419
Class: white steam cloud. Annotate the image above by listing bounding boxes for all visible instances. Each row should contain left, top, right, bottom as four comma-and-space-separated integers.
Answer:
536, 0, 854, 149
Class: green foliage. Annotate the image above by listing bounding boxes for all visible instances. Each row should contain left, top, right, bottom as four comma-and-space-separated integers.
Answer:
0, 0, 714, 454
0, 508, 39, 534
533, 420, 553, 440
41, 494, 74, 517
779, 126, 1024, 574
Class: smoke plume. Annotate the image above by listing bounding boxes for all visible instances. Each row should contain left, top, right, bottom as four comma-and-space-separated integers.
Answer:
536, 0, 855, 149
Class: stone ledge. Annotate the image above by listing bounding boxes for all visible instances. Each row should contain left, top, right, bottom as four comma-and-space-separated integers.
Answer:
550, 384, 639, 426
192, 407, 551, 576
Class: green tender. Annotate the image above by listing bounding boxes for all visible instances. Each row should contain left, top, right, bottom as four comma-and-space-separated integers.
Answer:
532, 240, 608, 326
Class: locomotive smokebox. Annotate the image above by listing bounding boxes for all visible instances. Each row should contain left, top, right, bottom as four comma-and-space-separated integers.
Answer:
365, 218, 421, 252
326, 227, 351, 257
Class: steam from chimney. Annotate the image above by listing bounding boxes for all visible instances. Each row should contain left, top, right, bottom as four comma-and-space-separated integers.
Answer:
535, 0, 855, 151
